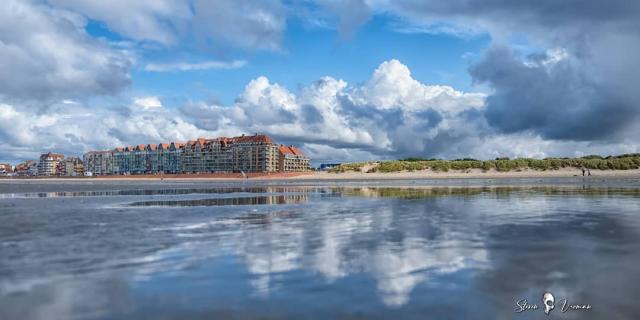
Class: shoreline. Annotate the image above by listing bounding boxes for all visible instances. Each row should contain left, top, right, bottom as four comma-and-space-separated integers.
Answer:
1, 168, 639, 182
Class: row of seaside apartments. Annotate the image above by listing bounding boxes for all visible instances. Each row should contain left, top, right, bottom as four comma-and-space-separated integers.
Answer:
83, 134, 310, 175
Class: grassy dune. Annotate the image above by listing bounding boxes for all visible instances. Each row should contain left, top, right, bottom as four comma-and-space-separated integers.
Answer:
328, 154, 640, 173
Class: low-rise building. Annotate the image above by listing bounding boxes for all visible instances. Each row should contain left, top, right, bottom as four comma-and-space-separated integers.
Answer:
15, 160, 38, 176
0, 163, 13, 175
38, 152, 64, 176
278, 145, 310, 172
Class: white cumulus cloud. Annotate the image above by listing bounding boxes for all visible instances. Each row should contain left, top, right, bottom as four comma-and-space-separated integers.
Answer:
1, 60, 638, 164
133, 96, 163, 110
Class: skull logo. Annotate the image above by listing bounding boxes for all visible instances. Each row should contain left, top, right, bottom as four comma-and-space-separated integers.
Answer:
542, 292, 555, 315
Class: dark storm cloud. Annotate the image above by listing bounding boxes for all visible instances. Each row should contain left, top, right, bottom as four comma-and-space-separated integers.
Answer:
470, 46, 637, 141
414, 109, 443, 131
388, 0, 640, 141
392, 0, 640, 29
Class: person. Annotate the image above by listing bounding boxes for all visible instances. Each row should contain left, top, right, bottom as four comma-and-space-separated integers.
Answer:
587, 168, 591, 176
581, 167, 586, 176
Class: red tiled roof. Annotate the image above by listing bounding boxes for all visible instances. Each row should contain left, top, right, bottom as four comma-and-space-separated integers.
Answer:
89, 133, 287, 155
278, 145, 305, 157
289, 146, 305, 157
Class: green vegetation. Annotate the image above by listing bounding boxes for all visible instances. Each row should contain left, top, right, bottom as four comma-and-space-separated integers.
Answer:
326, 162, 369, 173
328, 154, 640, 173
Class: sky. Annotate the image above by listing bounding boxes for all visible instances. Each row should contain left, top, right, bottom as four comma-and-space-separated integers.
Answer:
1, 0, 639, 164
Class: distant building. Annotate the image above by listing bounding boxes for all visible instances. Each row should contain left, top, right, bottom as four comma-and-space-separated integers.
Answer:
180, 135, 278, 173
15, 160, 37, 176
61, 157, 84, 176
0, 163, 13, 175
83, 151, 113, 176
158, 142, 183, 173
38, 152, 64, 176
84, 133, 310, 175
278, 145, 310, 172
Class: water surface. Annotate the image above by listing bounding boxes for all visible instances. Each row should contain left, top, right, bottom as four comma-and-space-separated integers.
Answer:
1, 180, 639, 319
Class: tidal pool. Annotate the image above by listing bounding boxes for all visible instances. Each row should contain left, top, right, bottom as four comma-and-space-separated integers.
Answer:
1, 180, 639, 319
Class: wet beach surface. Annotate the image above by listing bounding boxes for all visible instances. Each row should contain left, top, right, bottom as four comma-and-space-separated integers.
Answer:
1, 178, 639, 319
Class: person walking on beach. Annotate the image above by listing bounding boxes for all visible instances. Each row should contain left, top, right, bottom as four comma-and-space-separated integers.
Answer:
587, 168, 592, 176
581, 167, 586, 176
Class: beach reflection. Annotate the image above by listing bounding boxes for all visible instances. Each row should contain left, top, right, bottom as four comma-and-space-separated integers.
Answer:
129, 194, 309, 207
0, 186, 314, 199
137, 186, 640, 313
1, 185, 639, 319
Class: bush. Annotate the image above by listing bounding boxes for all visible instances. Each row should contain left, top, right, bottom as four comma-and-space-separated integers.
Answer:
331, 154, 640, 173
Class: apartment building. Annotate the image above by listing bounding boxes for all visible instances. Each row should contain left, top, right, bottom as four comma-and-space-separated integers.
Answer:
231, 135, 279, 173
159, 142, 183, 173
38, 152, 64, 176
278, 145, 311, 172
61, 157, 84, 176
84, 151, 114, 176
181, 138, 208, 173
84, 133, 310, 175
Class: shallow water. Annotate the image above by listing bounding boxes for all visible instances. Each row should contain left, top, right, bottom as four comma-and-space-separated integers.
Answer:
1, 180, 639, 319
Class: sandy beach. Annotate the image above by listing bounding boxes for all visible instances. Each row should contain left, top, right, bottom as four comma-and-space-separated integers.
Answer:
2, 167, 639, 182
298, 167, 640, 180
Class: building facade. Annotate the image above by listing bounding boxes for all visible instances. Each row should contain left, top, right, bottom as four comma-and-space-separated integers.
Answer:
15, 160, 37, 176
38, 152, 64, 176
0, 163, 12, 175
231, 135, 279, 173
61, 157, 84, 176
278, 145, 311, 172
83, 151, 114, 176
84, 133, 310, 175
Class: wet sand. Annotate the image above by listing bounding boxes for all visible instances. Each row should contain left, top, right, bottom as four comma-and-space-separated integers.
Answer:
1, 181, 640, 319
1, 167, 639, 182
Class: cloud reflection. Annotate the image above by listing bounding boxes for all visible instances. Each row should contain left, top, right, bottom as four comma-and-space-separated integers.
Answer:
3, 185, 640, 319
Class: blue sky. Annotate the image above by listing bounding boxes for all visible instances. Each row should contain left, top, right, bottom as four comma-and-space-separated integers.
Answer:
0, 0, 638, 164
125, 14, 490, 106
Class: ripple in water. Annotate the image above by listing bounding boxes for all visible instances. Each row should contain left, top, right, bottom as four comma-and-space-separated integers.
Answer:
1, 183, 639, 320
